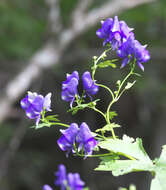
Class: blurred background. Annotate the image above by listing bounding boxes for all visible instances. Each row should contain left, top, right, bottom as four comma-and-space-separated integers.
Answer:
0, 0, 166, 189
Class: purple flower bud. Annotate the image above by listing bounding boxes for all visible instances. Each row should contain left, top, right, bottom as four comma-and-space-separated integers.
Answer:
55, 164, 67, 190
61, 71, 79, 108
67, 173, 85, 190
43, 184, 53, 190
57, 123, 79, 156
76, 122, 98, 156
117, 34, 150, 71
20, 92, 52, 125
82, 71, 99, 98
96, 16, 133, 49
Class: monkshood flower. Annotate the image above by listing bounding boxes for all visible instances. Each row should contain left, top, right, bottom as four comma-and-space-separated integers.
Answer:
96, 16, 133, 49
67, 173, 85, 190
62, 71, 79, 107
77, 122, 98, 156
55, 164, 67, 190
117, 34, 150, 71
20, 91, 51, 125
54, 164, 85, 190
82, 71, 99, 99
57, 123, 97, 157
57, 123, 79, 156
43, 184, 53, 190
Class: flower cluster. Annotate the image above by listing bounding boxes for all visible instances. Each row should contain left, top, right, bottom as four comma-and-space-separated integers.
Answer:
43, 164, 85, 190
96, 16, 150, 70
57, 122, 98, 157
20, 92, 52, 125
61, 71, 99, 107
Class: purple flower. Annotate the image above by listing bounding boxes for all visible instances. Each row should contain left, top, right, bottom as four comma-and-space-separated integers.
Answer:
96, 16, 133, 49
57, 123, 79, 156
67, 173, 85, 190
76, 122, 98, 156
55, 164, 67, 190
20, 92, 52, 125
82, 71, 99, 98
54, 164, 85, 190
117, 34, 150, 71
43, 185, 53, 190
62, 71, 79, 107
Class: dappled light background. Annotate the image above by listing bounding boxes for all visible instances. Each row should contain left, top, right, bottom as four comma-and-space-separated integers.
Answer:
0, 0, 166, 190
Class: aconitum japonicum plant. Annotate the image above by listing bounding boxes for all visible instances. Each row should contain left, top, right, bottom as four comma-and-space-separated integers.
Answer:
20, 16, 166, 190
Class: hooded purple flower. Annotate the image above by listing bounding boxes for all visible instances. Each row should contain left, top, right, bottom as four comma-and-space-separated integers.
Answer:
96, 16, 133, 49
20, 92, 51, 125
67, 173, 85, 190
55, 164, 67, 190
62, 71, 79, 107
82, 71, 99, 98
76, 122, 98, 156
117, 34, 150, 71
43, 185, 53, 190
57, 123, 79, 156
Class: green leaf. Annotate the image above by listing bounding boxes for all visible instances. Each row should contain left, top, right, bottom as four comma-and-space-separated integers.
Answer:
31, 123, 51, 130
150, 145, 166, 190
109, 111, 118, 120
95, 158, 153, 176
96, 135, 154, 177
96, 123, 121, 133
125, 81, 136, 90
45, 115, 59, 122
98, 60, 117, 69
98, 135, 151, 161
68, 99, 100, 115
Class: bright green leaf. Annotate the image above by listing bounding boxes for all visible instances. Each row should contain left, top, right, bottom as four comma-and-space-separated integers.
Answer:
98, 135, 151, 161
68, 99, 100, 115
95, 158, 153, 176
125, 81, 136, 90
98, 60, 117, 69
109, 111, 118, 120
31, 123, 51, 130
150, 145, 166, 190
45, 115, 59, 122
96, 123, 121, 133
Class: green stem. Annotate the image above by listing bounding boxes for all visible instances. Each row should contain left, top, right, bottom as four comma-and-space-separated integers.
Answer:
50, 122, 69, 128
96, 83, 115, 100
106, 100, 116, 139
115, 69, 134, 100
90, 107, 106, 120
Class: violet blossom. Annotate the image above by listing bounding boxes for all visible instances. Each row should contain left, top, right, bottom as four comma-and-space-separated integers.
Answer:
96, 16, 133, 49
55, 164, 67, 190
20, 92, 51, 125
77, 122, 98, 156
67, 173, 85, 190
117, 34, 150, 71
43, 185, 53, 190
57, 123, 79, 156
61, 71, 79, 107
82, 71, 99, 98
